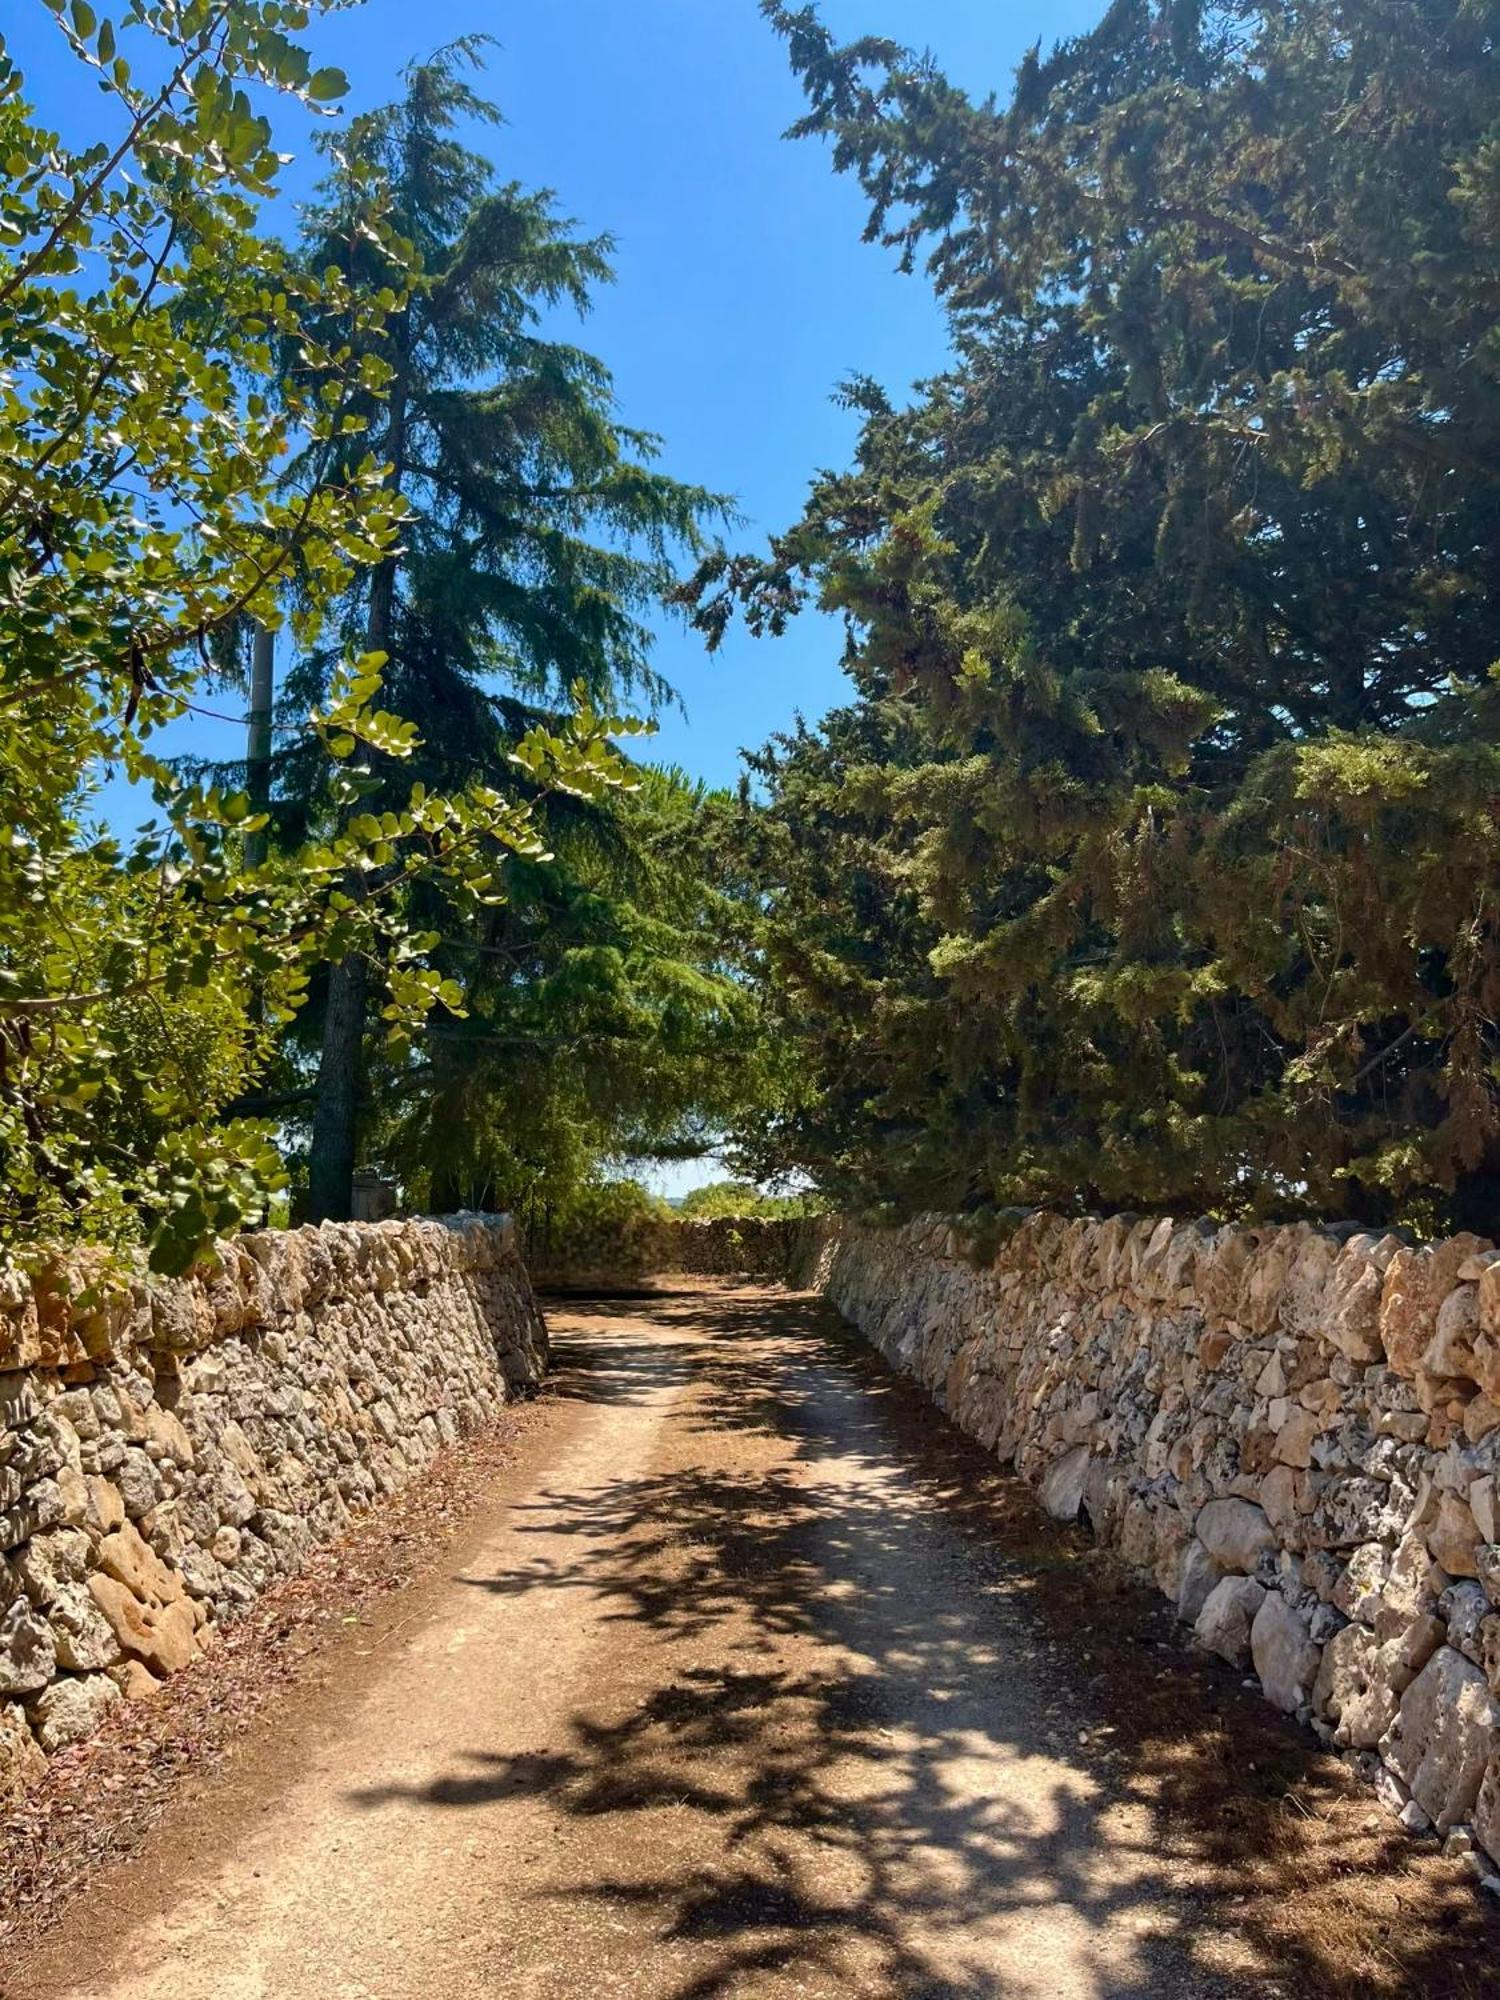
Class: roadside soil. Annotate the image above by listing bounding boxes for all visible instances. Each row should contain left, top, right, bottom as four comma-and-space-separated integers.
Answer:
7, 1284, 1500, 1999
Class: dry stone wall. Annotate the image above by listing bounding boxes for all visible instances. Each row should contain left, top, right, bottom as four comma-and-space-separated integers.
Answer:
806, 1211, 1500, 1881
528, 1214, 801, 1290
0, 1216, 544, 1794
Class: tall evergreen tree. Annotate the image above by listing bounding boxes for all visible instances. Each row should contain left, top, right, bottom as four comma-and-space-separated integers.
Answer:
287, 42, 724, 1218
709, 1, 1500, 1232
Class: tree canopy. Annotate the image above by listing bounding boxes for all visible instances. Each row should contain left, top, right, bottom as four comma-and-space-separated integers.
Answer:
707, 0, 1500, 1234
0, 5, 670, 1267
270, 41, 760, 1222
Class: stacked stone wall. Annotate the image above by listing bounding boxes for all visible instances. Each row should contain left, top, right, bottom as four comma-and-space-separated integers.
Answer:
807, 1211, 1500, 1881
529, 1214, 804, 1289
0, 1215, 543, 1792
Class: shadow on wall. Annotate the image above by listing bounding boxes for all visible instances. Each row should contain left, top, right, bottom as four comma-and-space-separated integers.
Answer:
345, 1290, 1500, 2000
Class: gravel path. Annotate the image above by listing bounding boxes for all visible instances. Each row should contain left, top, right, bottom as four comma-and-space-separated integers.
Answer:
12, 1288, 1500, 1998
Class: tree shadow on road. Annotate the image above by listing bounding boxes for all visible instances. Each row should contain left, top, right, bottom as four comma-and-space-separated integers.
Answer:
348, 1290, 1500, 1999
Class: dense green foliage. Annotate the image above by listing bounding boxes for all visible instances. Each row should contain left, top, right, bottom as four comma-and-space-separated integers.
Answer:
364, 768, 777, 1219
0, 5, 658, 1267
677, 1181, 824, 1221
711, 0, 1500, 1232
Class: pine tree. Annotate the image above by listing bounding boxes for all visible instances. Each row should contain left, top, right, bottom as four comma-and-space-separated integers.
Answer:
710, 1, 1500, 1231
289, 41, 725, 1218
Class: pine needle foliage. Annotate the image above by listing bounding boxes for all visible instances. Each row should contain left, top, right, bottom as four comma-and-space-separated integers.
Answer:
712, 1, 1500, 1232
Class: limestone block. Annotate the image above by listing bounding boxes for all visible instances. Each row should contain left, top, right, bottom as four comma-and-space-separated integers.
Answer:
1316, 1622, 1401, 1747
1195, 1575, 1266, 1667
1380, 1645, 1498, 1832
1259, 1464, 1305, 1541
1275, 1406, 1323, 1470
49, 1580, 122, 1672
1326, 1235, 1400, 1365
1479, 1259, 1500, 1339
87, 1573, 199, 1677
1424, 1284, 1482, 1384
1428, 1491, 1482, 1578
0, 1596, 56, 1694
94, 1520, 186, 1606
1251, 1592, 1320, 1713
1441, 1580, 1491, 1663
1196, 1497, 1276, 1574
1039, 1444, 1092, 1522
1374, 1533, 1449, 1641
12, 1527, 90, 1604
1118, 1496, 1157, 1570
1381, 1237, 1493, 1382
1153, 1512, 1191, 1602
1475, 1750, 1500, 1869
1176, 1540, 1225, 1624
1281, 1233, 1340, 1337
27, 1671, 120, 1752
83, 1475, 125, 1535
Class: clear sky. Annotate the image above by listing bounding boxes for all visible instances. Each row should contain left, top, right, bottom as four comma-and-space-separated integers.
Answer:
11, 0, 1103, 801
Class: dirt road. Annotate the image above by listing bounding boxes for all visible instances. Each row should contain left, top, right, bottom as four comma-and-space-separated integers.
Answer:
15, 1288, 1499, 1998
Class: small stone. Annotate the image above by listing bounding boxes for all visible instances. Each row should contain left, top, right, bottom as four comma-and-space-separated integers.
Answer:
1275, 1405, 1322, 1470
1333, 1543, 1390, 1624
84, 1475, 126, 1535
115, 1448, 157, 1519
1471, 1475, 1498, 1546
1441, 1580, 1491, 1662
143, 1405, 194, 1466
109, 1657, 162, 1703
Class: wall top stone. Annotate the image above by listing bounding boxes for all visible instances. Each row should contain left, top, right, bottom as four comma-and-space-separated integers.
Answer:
0, 1214, 516, 1375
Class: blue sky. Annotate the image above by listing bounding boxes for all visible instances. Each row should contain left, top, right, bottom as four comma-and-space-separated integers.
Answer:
12, 0, 1102, 801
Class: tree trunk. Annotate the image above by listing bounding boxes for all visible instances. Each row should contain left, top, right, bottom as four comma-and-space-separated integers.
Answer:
306, 318, 410, 1222
244, 620, 275, 871
307, 955, 369, 1222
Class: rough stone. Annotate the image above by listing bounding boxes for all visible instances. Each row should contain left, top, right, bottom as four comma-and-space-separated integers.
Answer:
26, 1671, 120, 1752
1250, 1592, 1321, 1713
1196, 1498, 1276, 1574
1380, 1646, 1498, 1833
0, 1596, 56, 1695
1195, 1576, 1266, 1668
95, 1520, 184, 1606
1039, 1445, 1092, 1523
49, 1581, 122, 1672
1176, 1541, 1225, 1625
1429, 1492, 1483, 1578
